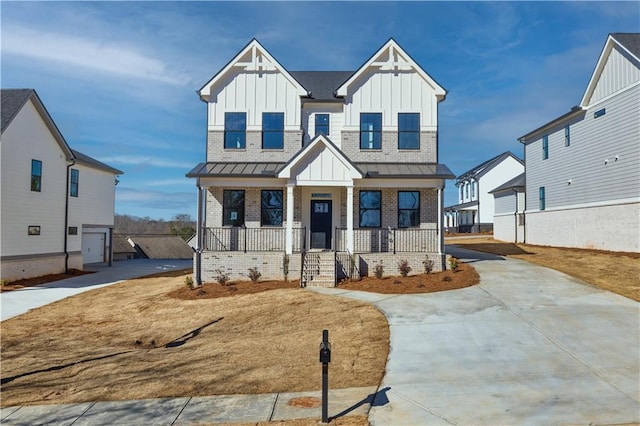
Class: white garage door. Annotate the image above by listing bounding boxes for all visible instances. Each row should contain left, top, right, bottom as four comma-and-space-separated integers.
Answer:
82, 233, 105, 264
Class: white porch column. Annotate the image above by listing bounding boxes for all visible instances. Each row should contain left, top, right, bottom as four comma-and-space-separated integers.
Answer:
285, 183, 294, 255
346, 185, 354, 253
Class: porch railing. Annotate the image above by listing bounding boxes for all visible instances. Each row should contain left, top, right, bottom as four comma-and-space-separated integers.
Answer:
203, 227, 306, 252
334, 228, 438, 253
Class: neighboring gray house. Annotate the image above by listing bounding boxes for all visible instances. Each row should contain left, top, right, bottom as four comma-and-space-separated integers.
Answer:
518, 33, 639, 253
445, 152, 524, 233
187, 38, 454, 285
489, 173, 525, 243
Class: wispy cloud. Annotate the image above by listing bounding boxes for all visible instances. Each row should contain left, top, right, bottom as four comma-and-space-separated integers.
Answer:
142, 179, 193, 187
2, 25, 189, 85
101, 156, 195, 169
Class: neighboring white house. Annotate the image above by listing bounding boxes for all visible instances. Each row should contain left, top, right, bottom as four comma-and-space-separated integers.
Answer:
187, 38, 455, 285
518, 33, 640, 253
444, 152, 524, 233
489, 173, 525, 243
1, 89, 123, 280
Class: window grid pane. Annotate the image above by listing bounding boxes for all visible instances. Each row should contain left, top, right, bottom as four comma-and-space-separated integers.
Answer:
315, 114, 329, 136
398, 113, 420, 149
262, 113, 284, 149
542, 135, 549, 160
360, 113, 382, 150
261, 190, 283, 226
225, 113, 246, 149
70, 168, 79, 197
539, 187, 546, 211
223, 190, 245, 226
565, 126, 570, 147
398, 191, 420, 228
359, 190, 381, 228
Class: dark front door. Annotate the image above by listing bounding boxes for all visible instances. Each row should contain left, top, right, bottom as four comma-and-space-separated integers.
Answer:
310, 200, 332, 249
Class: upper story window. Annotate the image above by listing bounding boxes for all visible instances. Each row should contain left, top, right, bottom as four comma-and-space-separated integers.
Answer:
564, 125, 570, 147
359, 190, 381, 228
539, 187, 546, 211
459, 185, 463, 200
464, 182, 469, 198
470, 181, 475, 198
315, 114, 329, 136
224, 112, 246, 149
360, 113, 382, 150
70, 168, 79, 197
398, 191, 420, 228
542, 135, 549, 160
31, 159, 42, 192
398, 113, 420, 150
223, 190, 245, 226
261, 190, 283, 226
262, 112, 284, 149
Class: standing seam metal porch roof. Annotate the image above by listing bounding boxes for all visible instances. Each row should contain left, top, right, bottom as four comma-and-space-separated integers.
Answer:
187, 161, 454, 179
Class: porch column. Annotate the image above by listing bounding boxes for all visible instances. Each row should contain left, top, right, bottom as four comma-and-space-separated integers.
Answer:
195, 185, 204, 286
346, 185, 354, 253
285, 183, 294, 255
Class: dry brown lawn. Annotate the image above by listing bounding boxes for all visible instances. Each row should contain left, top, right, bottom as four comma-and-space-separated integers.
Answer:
448, 236, 640, 301
0, 271, 389, 407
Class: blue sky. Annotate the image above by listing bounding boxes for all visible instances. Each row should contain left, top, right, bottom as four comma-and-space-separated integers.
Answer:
2, 1, 638, 220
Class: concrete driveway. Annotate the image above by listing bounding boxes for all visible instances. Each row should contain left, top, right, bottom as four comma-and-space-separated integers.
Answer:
1, 259, 192, 321
314, 245, 639, 425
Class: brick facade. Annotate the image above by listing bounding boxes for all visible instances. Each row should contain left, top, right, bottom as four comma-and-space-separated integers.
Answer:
199, 251, 301, 282
340, 131, 437, 163
207, 130, 303, 162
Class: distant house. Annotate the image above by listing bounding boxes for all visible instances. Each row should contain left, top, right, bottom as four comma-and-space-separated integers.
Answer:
126, 235, 194, 260
445, 152, 524, 233
1, 89, 123, 280
187, 38, 454, 285
112, 235, 137, 261
518, 33, 639, 252
489, 173, 525, 243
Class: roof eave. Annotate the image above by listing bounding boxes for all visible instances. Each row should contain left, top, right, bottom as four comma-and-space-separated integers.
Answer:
518, 107, 585, 143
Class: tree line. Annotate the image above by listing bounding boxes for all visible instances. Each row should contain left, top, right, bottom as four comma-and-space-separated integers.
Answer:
114, 213, 196, 241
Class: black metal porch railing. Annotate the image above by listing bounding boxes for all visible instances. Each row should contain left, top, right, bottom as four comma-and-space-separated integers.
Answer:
203, 227, 306, 252
334, 228, 438, 253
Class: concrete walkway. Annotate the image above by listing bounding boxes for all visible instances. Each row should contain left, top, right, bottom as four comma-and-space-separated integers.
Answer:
313, 246, 640, 425
1, 259, 192, 321
2, 249, 638, 424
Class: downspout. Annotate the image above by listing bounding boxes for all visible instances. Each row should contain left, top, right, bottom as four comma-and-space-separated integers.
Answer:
64, 158, 76, 273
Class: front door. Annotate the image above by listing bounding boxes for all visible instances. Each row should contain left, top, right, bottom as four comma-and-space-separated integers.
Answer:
310, 200, 332, 249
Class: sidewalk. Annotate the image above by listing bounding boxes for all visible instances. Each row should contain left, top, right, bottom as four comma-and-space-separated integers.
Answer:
0, 386, 379, 425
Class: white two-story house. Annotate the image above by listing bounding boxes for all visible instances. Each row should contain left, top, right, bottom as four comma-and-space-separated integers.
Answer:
518, 33, 639, 253
1, 89, 123, 280
187, 39, 454, 285
444, 152, 524, 233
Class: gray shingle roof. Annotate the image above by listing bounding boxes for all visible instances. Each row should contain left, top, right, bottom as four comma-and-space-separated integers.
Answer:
2, 89, 34, 133
612, 33, 640, 59
488, 173, 525, 194
290, 71, 353, 100
71, 149, 123, 175
456, 152, 523, 182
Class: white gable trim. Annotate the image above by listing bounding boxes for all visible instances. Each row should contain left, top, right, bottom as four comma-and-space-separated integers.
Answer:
580, 34, 640, 107
277, 135, 363, 184
199, 39, 308, 101
336, 39, 446, 100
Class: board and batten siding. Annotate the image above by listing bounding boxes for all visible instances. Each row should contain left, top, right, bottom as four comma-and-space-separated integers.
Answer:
207, 70, 302, 130
525, 84, 640, 211
588, 44, 640, 105
0, 99, 68, 257
302, 104, 345, 147
342, 69, 438, 130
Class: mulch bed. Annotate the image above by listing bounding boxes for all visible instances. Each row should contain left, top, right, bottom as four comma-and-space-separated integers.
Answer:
0, 269, 95, 292
169, 261, 479, 299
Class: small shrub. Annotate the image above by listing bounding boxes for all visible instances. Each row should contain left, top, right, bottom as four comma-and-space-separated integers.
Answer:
247, 267, 262, 283
423, 258, 434, 274
398, 259, 411, 277
449, 257, 459, 273
374, 261, 384, 279
214, 269, 230, 285
1, 279, 8, 287
184, 275, 194, 288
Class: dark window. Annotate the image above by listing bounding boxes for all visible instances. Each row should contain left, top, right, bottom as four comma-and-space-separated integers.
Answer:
360, 113, 382, 149
28, 225, 40, 235
398, 191, 420, 228
262, 112, 284, 149
31, 159, 42, 192
68, 226, 78, 235
70, 168, 79, 197
223, 190, 245, 226
594, 108, 606, 119
539, 187, 546, 211
398, 113, 420, 149
261, 190, 283, 226
315, 114, 329, 136
359, 190, 381, 228
564, 125, 570, 147
542, 135, 549, 160
224, 112, 246, 149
